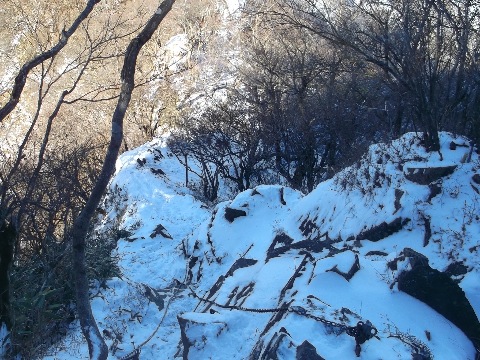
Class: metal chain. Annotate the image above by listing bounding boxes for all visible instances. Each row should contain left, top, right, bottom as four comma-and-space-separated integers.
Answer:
189, 287, 377, 340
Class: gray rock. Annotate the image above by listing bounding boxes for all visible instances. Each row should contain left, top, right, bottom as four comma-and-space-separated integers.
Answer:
296, 340, 325, 360
224, 207, 247, 222
398, 252, 480, 351
404, 165, 457, 185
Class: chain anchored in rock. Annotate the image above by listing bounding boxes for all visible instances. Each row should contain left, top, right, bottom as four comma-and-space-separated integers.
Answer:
190, 287, 378, 357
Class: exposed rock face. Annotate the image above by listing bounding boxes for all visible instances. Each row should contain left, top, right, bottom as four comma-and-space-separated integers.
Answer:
256, 332, 294, 360
472, 174, 480, 193
224, 207, 247, 222
397, 251, 480, 350
445, 261, 468, 278
150, 223, 172, 239
178, 315, 228, 360
296, 340, 325, 360
472, 174, 480, 185
178, 316, 193, 360
404, 165, 457, 185
427, 182, 442, 203
266, 232, 331, 261
394, 189, 404, 213
327, 253, 360, 281
356, 217, 410, 242
226, 258, 258, 277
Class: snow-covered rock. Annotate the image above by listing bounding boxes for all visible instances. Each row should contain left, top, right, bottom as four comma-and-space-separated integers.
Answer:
46, 132, 480, 359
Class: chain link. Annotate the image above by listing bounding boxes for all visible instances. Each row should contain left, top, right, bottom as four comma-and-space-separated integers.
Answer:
190, 287, 378, 344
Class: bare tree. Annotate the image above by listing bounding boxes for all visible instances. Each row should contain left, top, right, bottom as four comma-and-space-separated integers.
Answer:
70, 1, 175, 358
0, 0, 101, 123
267, 0, 480, 151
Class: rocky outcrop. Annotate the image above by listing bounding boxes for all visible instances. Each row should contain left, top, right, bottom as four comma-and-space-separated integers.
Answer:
256, 331, 293, 360
471, 174, 480, 194
404, 165, 457, 185
394, 189, 404, 213
150, 223, 172, 239
397, 250, 480, 350
356, 217, 410, 242
296, 340, 325, 360
327, 253, 360, 281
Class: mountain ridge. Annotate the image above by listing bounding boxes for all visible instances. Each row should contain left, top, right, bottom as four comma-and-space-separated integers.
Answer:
45, 132, 480, 359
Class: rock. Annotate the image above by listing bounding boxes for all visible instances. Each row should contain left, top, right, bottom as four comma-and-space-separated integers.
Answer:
296, 340, 325, 360
357, 217, 410, 242
257, 332, 294, 360
365, 251, 388, 257
177, 314, 228, 360
402, 248, 429, 267
300, 218, 319, 238
150, 224, 172, 239
224, 207, 247, 222
422, 216, 431, 247
143, 285, 166, 311
398, 254, 480, 350
226, 258, 257, 277
394, 189, 404, 213
279, 187, 287, 205
114, 229, 133, 241
472, 174, 480, 185
404, 165, 457, 185
266, 232, 331, 261
279, 254, 314, 302
150, 167, 165, 176
444, 261, 468, 277
178, 316, 193, 360
427, 182, 442, 203
387, 248, 428, 271
327, 253, 360, 281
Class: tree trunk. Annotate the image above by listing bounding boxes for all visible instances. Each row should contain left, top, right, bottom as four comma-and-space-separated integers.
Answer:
0, 222, 15, 330
71, 1, 175, 359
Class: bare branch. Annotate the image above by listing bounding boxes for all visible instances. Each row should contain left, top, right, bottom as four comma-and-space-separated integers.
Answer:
0, 0, 101, 123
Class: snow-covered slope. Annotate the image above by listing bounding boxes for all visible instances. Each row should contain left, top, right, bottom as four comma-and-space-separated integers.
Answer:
46, 132, 480, 359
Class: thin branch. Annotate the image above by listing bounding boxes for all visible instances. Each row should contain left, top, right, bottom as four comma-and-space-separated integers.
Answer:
0, 0, 101, 123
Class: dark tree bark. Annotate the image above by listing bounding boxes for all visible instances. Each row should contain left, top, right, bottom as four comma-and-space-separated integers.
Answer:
70, 1, 175, 359
0, 0, 101, 123
0, 222, 15, 329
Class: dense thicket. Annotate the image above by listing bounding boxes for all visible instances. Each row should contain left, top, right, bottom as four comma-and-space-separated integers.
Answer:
169, 0, 480, 197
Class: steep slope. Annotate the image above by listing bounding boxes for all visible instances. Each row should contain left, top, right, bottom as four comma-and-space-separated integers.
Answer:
181, 134, 479, 360
45, 132, 479, 359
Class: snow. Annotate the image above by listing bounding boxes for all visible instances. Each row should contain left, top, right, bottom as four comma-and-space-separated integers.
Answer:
222, 0, 244, 16
42, 132, 479, 359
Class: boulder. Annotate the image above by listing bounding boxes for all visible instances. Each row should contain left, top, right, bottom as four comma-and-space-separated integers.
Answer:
398, 253, 480, 350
